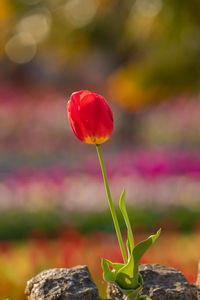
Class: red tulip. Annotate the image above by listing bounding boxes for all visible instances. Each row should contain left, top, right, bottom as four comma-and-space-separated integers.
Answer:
67, 90, 113, 144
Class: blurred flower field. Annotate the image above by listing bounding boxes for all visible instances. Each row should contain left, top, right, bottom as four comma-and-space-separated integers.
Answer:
1, 0, 200, 298
1, 83, 200, 213
0, 84, 200, 299
0, 151, 200, 213
0, 229, 199, 300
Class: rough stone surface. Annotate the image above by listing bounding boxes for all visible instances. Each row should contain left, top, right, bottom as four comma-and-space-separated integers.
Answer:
25, 265, 100, 300
107, 264, 199, 300
25, 264, 200, 300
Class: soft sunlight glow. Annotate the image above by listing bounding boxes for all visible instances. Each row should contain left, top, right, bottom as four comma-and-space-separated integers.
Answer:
134, 0, 163, 18
63, 0, 99, 28
15, 13, 51, 43
5, 32, 37, 64
126, 0, 163, 40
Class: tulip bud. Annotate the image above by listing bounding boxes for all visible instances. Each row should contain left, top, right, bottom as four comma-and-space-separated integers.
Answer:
67, 90, 113, 144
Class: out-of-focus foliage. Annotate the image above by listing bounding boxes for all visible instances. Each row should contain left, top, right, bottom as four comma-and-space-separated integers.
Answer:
1, 0, 200, 109
0, 206, 199, 240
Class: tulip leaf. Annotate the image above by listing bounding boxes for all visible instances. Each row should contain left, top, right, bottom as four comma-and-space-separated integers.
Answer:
119, 189, 134, 257
103, 258, 124, 272
115, 251, 135, 289
138, 272, 143, 286
116, 282, 143, 300
102, 258, 116, 283
133, 229, 161, 278
102, 192, 161, 300
126, 239, 131, 259
102, 258, 143, 299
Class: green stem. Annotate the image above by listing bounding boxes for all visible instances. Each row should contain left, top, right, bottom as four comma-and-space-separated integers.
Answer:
96, 144, 127, 264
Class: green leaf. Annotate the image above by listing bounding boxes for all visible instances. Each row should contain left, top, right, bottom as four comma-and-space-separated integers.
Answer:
102, 257, 143, 299
133, 229, 161, 278
115, 252, 135, 289
138, 296, 152, 299
117, 282, 143, 300
138, 272, 143, 286
103, 258, 124, 272
119, 189, 134, 257
102, 258, 116, 283
126, 239, 131, 257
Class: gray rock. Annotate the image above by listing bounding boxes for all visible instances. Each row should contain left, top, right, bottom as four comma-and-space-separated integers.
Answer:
25, 265, 100, 300
107, 264, 199, 300
25, 264, 199, 300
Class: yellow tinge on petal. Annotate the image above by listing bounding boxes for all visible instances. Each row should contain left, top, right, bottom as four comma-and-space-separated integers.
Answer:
84, 135, 110, 144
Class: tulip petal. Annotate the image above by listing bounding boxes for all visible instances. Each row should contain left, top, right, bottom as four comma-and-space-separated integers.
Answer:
67, 90, 113, 144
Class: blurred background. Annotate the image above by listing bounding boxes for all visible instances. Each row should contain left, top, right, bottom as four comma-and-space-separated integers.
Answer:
0, 0, 200, 299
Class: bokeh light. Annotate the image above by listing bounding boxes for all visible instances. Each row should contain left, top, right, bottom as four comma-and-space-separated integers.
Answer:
15, 12, 51, 43
63, 0, 99, 28
134, 0, 163, 18
5, 32, 37, 63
